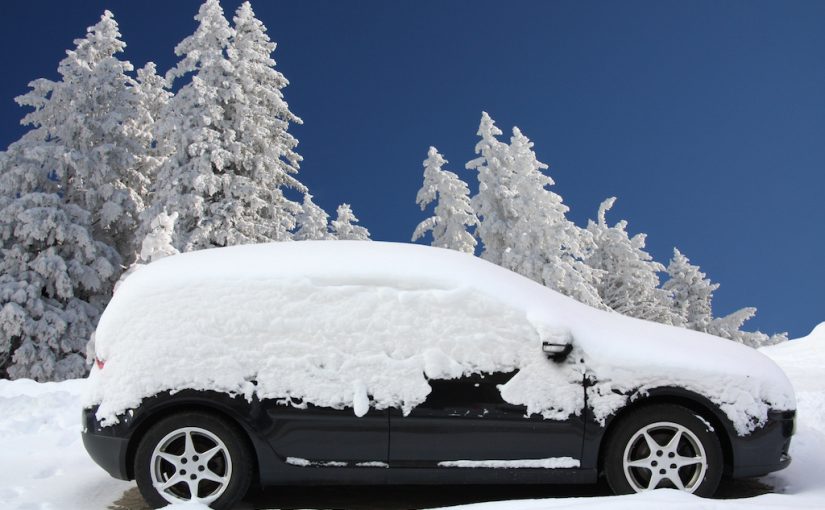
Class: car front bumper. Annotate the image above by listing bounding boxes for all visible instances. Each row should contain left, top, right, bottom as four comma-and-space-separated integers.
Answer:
730, 409, 794, 478
81, 406, 131, 480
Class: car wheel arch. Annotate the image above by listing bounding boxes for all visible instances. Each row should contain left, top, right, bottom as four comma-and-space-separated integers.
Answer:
124, 399, 262, 483
596, 387, 735, 477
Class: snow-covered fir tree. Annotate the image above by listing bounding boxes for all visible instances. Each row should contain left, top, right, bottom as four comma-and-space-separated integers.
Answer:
663, 248, 718, 332
150, 0, 306, 252
136, 62, 171, 126
586, 197, 678, 323
0, 193, 118, 381
708, 309, 787, 348
662, 248, 783, 346
465, 112, 512, 265
0, 11, 149, 380
331, 204, 371, 241
294, 194, 332, 240
466, 114, 602, 307
506, 127, 603, 307
412, 146, 478, 254
139, 211, 181, 263
15, 11, 158, 258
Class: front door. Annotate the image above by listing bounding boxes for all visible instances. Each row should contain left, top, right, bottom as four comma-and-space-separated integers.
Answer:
389, 371, 584, 466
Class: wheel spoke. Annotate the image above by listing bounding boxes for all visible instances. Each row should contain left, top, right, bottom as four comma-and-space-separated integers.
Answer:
185, 478, 200, 500
645, 471, 664, 490
642, 431, 661, 453
674, 454, 704, 468
665, 429, 683, 451
156, 452, 181, 468
200, 445, 222, 463
184, 430, 197, 457
200, 467, 228, 484
668, 471, 686, 491
626, 458, 652, 469
158, 473, 183, 490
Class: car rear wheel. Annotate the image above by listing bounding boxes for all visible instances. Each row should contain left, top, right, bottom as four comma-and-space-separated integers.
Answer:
134, 412, 253, 509
603, 404, 723, 497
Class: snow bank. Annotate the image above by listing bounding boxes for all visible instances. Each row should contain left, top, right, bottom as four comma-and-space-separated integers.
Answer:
85, 241, 794, 435
0, 378, 131, 510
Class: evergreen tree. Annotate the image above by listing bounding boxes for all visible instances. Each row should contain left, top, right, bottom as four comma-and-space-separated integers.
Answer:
136, 62, 171, 125
586, 198, 678, 323
0, 11, 142, 380
331, 204, 370, 241
506, 127, 603, 307
412, 146, 477, 254
663, 248, 718, 332
139, 211, 181, 263
295, 194, 332, 241
0, 193, 118, 381
150, 0, 306, 251
15, 11, 158, 258
465, 112, 511, 265
467, 113, 602, 307
708, 309, 787, 348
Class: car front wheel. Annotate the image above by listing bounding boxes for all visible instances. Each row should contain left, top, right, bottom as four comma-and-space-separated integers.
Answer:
134, 411, 253, 509
603, 404, 723, 497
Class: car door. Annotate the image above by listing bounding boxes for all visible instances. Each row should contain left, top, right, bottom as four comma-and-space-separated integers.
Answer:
389, 370, 584, 466
262, 400, 389, 465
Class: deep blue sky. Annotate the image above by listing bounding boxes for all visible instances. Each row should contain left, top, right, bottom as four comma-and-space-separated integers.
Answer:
1, 1, 823, 338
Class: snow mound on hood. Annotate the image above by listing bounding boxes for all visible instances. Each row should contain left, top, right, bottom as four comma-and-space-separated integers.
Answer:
84, 241, 794, 435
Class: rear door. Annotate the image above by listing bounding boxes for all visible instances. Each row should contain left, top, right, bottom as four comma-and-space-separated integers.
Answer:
262, 401, 388, 465
389, 370, 584, 466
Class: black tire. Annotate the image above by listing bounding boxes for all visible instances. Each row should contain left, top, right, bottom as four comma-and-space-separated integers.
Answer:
603, 404, 723, 497
134, 411, 253, 509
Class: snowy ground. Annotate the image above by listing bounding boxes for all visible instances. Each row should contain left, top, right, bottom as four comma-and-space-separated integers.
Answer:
0, 324, 823, 510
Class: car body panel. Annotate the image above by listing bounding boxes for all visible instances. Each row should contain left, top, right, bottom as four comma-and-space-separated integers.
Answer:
389, 372, 585, 466
81, 382, 793, 487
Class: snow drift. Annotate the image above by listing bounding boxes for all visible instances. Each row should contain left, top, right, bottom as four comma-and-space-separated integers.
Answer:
84, 241, 794, 434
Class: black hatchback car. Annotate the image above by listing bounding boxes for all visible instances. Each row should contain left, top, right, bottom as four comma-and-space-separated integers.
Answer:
82, 242, 795, 509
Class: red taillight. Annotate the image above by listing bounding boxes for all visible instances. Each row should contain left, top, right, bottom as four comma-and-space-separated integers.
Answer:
95, 358, 105, 370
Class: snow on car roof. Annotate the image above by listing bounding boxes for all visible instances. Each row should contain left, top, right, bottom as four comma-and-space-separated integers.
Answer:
85, 241, 794, 434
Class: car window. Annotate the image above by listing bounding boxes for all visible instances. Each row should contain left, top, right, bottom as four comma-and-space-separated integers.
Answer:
423, 371, 517, 408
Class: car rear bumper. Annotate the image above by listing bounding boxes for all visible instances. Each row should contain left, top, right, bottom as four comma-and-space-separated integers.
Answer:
730, 409, 794, 478
81, 407, 131, 480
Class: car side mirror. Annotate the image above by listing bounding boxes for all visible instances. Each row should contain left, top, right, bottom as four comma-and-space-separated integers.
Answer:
542, 341, 572, 362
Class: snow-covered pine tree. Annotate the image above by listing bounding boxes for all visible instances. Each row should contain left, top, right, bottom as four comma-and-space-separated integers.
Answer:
294, 194, 332, 240
149, 0, 306, 251
412, 146, 478, 254
0, 192, 118, 381
586, 197, 679, 323
466, 112, 512, 265
505, 127, 603, 307
15, 11, 158, 259
660, 249, 785, 347
139, 211, 181, 264
467, 114, 603, 307
331, 204, 371, 241
663, 248, 717, 332
0, 11, 148, 380
707, 308, 786, 347
136, 62, 171, 126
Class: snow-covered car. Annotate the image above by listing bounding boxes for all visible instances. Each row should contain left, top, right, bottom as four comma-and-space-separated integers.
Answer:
81, 241, 795, 509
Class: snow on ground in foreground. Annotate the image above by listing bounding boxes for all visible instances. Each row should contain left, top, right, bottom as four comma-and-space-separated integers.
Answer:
0, 322, 822, 510
0, 378, 131, 510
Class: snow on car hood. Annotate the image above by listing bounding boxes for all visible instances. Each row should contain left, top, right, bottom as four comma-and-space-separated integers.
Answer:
84, 241, 795, 434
